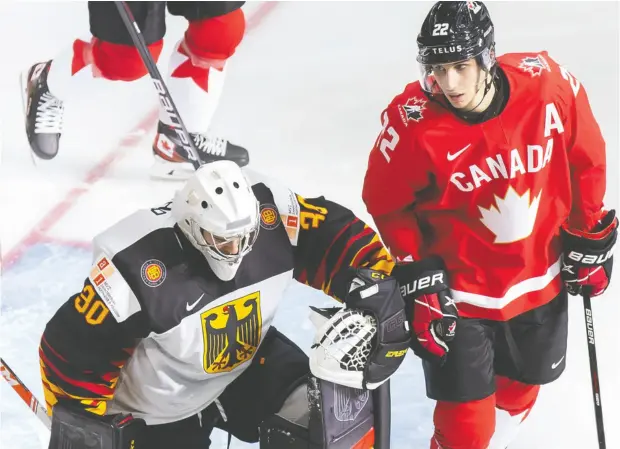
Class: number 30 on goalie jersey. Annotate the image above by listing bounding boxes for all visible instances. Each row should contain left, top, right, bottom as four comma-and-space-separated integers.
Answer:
250, 170, 394, 302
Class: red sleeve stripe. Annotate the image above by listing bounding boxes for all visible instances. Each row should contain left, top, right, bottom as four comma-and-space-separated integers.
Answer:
312, 219, 356, 290
326, 227, 375, 293
41, 335, 69, 363
39, 347, 115, 397
350, 239, 385, 267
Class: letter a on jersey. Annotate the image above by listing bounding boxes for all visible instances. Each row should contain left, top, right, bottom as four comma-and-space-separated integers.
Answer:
201, 292, 262, 373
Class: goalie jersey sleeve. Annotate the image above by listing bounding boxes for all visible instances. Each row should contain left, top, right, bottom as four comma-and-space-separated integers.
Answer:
291, 194, 394, 301
252, 171, 395, 301
39, 257, 149, 416
294, 195, 394, 300
245, 170, 395, 302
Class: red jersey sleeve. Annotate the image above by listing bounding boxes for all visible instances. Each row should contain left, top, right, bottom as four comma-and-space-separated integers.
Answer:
362, 100, 432, 260
559, 63, 607, 231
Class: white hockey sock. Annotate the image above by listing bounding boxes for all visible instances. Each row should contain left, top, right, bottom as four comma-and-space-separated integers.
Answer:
159, 39, 227, 133
487, 407, 529, 449
45, 35, 97, 101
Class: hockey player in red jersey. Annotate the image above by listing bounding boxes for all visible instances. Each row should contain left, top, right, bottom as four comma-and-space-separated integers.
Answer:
362, 2, 617, 448
23, 2, 249, 179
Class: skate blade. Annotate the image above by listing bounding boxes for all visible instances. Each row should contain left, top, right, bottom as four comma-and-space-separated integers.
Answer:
19, 70, 40, 167
149, 155, 194, 181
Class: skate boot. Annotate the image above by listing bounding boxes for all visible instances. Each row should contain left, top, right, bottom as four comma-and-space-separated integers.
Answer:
151, 120, 250, 180
22, 60, 65, 160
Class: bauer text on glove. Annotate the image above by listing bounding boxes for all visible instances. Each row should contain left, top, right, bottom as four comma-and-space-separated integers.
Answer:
561, 209, 618, 297
391, 256, 458, 366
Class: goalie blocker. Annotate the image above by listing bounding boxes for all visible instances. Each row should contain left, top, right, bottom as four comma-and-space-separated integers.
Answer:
48, 405, 146, 449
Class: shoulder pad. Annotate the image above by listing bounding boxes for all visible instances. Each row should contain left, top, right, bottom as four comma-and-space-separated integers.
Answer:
93, 205, 177, 259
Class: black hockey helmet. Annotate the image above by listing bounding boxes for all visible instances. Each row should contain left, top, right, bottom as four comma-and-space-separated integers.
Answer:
416, 1, 496, 92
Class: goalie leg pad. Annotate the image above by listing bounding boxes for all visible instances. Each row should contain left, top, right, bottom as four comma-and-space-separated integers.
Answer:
259, 383, 312, 449
259, 376, 376, 449
215, 327, 310, 443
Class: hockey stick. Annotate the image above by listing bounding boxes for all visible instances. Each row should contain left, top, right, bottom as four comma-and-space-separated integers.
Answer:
582, 293, 606, 448
114, 1, 202, 170
0, 357, 51, 429
373, 380, 391, 449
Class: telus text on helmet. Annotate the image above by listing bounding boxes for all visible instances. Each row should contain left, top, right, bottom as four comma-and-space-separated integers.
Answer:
450, 102, 564, 193
432, 45, 463, 55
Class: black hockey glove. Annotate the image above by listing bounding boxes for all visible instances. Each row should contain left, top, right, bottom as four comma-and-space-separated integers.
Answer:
391, 256, 458, 366
343, 268, 412, 388
309, 268, 411, 390
561, 209, 618, 297
48, 404, 146, 449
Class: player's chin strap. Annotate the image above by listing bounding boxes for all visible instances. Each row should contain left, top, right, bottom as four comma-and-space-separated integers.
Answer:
429, 51, 499, 119
463, 46, 498, 115
464, 67, 496, 113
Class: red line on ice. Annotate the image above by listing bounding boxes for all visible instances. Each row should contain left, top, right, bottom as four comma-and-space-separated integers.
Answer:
3, 111, 158, 269
2, 2, 277, 270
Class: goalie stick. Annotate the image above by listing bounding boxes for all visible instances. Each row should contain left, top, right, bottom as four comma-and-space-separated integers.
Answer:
373, 381, 391, 449
114, 1, 202, 170
0, 357, 51, 429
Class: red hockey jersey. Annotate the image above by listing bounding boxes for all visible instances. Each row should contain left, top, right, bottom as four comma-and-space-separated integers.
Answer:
363, 51, 607, 321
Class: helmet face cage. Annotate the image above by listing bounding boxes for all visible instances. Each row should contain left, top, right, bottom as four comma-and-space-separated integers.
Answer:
189, 214, 260, 263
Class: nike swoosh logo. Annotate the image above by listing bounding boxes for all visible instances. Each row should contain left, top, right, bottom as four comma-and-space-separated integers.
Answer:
447, 144, 471, 161
186, 293, 205, 312
551, 356, 565, 370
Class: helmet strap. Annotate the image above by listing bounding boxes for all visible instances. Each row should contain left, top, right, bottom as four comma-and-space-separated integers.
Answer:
462, 65, 495, 114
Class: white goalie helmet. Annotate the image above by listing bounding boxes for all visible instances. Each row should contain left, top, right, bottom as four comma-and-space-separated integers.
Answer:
172, 161, 260, 281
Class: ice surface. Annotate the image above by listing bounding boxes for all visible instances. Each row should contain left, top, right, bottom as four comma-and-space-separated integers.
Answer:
1, 2, 618, 448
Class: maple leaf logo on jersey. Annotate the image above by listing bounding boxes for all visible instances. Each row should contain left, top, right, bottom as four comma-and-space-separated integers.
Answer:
518, 55, 551, 77
399, 97, 427, 125
478, 187, 542, 244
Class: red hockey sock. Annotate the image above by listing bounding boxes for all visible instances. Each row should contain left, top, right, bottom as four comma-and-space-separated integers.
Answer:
184, 8, 245, 64
71, 37, 163, 81
431, 395, 496, 449
495, 375, 539, 419
169, 9, 245, 93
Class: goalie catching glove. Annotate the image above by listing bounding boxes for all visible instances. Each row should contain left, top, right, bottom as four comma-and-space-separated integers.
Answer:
309, 268, 411, 390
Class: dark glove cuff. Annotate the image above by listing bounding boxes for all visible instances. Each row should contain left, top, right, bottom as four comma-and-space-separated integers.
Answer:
391, 255, 449, 296
562, 210, 618, 249
392, 255, 445, 278
562, 220, 617, 252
